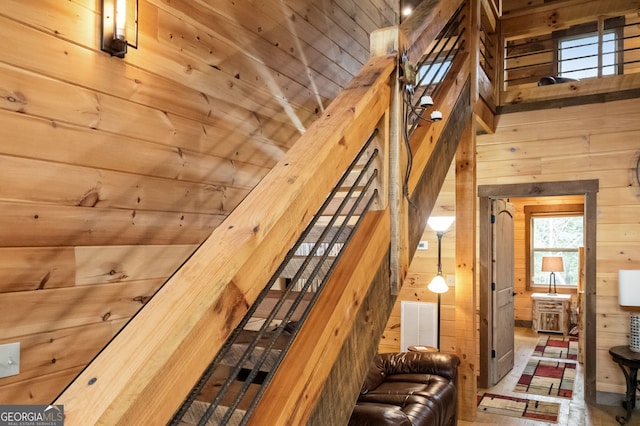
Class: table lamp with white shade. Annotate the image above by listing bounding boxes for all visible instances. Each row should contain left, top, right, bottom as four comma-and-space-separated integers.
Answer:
542, 256, 564, 295
619, 270, 640, 352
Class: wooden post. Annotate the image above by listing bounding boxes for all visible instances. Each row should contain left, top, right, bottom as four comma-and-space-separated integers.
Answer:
455, 113, 477, 421
370, 27, 408, 295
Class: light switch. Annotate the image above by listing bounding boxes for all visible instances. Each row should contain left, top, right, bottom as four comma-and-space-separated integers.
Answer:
446, 274, 456, 287
0, 342, 20, 378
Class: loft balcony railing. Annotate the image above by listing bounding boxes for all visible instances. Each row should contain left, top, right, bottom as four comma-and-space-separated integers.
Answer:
500, 4, 640, 108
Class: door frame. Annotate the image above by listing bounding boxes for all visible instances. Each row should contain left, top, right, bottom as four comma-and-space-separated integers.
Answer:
478, 180, 598, 404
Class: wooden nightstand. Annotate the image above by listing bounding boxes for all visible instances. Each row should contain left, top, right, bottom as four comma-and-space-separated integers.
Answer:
531, 293, 571, 335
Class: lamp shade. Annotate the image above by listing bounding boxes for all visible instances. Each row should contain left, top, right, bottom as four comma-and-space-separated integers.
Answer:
619, 270, 640, 306
427, 216, 455, 232
541, 256, 564, 273
428, 275, 449, 294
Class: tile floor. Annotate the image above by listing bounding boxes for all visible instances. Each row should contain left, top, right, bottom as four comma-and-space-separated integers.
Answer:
458, 327, 634, 426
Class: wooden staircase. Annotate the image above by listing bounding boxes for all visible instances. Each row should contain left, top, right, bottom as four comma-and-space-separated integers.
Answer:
53, 1, 480, 424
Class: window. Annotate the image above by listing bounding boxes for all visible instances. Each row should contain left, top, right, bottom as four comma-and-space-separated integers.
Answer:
558, 32, 617, 79
554, 17, 624, 79
525, 204, 584, 290
417, 59, 452, 86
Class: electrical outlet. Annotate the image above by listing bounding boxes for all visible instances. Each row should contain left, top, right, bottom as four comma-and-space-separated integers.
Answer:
0, 342, 20, 378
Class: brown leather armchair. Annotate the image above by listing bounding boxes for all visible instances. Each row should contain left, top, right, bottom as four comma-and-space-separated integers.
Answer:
349, 351, 460, 426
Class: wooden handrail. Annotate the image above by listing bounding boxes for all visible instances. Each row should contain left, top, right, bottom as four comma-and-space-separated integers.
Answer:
54, 55, 395, 425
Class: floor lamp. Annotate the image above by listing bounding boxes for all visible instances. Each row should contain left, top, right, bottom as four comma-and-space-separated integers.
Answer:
427, 217, 455, 350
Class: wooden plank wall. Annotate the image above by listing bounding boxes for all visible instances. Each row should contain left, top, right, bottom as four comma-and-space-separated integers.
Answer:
0, 0, 397, 403
477, 97, 640, 395
384, 95, 640, 398
379, 162, 457, 354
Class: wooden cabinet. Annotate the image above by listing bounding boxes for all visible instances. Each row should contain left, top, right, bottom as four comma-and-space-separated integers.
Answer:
531, 293, 571, 335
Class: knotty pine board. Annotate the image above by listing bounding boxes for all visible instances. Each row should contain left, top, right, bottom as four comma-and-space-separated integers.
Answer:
0, 62, 296, 163
0, 155, 251, 213
0, 320, 126, 387
501, 0, 640, 39
0, 202, 222, 247
2, 0, 321, 127
0, 366, 84, 405
0, 247, 76, 293
285, 0, 371, 52
598, 223, 640, 242
148, 0, 347, 96
284, 0, 371, 64
597, 205, 640, 224
74, 244, 198, 286
151, 0, 352, 89
0, 113, 271, 190
153, 9, 336, 111
0, 279, 163, 340
0, 15, 312, 145
597, 312, 629, 334
501, 73, 640, 106
0, 245, 197, 291
0, 17, 205, 123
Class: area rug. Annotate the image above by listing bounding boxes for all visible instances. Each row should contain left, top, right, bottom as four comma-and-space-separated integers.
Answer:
533, 335, 578, 360
477, 392, 560, 422
514, 359, 576, 398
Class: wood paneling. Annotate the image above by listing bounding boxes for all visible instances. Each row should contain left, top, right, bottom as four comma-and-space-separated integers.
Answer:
1, 280, 161, 340
0, 0, 395, 403
477, 97, 640, 395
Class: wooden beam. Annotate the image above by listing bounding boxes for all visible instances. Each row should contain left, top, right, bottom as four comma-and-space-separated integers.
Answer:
54, 54, 395, 426
474, 97, 496, 134
455, 111, 477, 421
400, 0, 466, 64
407, 53, 471, 195
500, 73, 640, 108
370, 25, 405, 294
501, 0, 640, 39
408, 79, 471, 257
480, 0, 498, 32
307, 249, 393, 424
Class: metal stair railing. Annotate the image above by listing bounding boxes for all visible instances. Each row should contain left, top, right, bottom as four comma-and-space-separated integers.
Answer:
169, 129, 381, 425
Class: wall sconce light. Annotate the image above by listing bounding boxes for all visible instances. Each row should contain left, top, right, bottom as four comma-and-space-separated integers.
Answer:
541, 256, 564, 295
398, 53, 445, 202
619, 270, 640, 352
427, 216, 455, 350
101, 0, 138, 58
